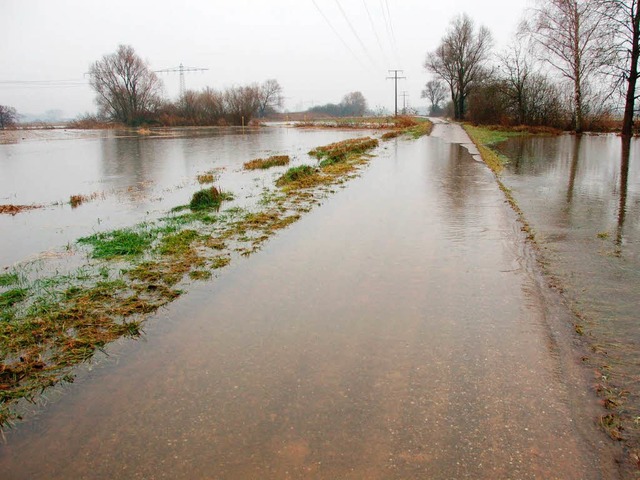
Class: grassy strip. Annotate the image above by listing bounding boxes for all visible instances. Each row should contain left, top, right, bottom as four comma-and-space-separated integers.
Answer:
309, 137, 379, 164
243, 155, 290, 170
0, 132, 386, 428
381, 118, 433, 141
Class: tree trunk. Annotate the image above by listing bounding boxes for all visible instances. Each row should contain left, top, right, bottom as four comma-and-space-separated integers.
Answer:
622, 2, 640, 137
574, 81, 583, 133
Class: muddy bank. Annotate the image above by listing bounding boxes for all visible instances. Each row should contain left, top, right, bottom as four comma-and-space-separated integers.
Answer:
0, 126, 621, 479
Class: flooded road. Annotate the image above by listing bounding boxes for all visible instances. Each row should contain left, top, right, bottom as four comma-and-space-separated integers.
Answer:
0, 126, 620, 478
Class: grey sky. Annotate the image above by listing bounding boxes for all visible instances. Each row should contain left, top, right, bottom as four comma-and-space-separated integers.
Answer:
1, 0, 530, 117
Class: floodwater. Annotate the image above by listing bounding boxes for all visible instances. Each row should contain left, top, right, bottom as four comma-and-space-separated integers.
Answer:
0, 126, 371, 268
0, 124, 621, 479
495, 134, 640, 438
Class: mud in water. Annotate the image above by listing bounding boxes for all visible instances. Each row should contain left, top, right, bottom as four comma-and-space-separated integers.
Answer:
495, 134, 640, 447
0, 127, 620, 479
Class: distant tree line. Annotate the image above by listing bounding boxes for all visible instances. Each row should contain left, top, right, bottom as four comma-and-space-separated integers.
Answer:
87, 45, 283, 127
0, 105, 18, 129
307, 91, 368, 117
424, 0, 640, 134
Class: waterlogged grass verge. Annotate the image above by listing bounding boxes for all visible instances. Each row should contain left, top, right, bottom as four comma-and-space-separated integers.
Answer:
465, 123, 632, 446
0, 133, 383, 429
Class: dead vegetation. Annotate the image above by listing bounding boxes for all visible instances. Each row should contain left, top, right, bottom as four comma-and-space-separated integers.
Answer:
0, 204, 42, 215
69, 192, 103, 208
243, 155, 290, 170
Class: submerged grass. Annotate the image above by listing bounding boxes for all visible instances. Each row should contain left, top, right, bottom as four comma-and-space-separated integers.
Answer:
0, 127, 424, 429
78, 228, 156, 259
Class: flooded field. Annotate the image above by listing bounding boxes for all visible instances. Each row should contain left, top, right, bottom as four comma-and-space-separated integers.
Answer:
0, 126, 371, 267
0, 125, 621, 479
495, 134, 640, 444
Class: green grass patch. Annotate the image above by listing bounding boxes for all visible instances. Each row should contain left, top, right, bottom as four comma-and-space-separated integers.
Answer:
0, 288, 27, 308
159, 230, 201, 256
243, 155, 290, 170
0, 272, 19, 287
78, 228, 156, 259
463, 124, 526, 147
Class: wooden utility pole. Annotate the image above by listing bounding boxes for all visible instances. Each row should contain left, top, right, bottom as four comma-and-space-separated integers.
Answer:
386, 70, 406, 116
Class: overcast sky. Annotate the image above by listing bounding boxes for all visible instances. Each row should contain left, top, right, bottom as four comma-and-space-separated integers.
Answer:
1, 0, 530, 118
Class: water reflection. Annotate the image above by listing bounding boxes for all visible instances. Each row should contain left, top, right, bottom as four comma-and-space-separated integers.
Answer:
616, 136, 631, 254
496, 133, 640, 437
0, 127, 372, 267
566, 135, 581, 205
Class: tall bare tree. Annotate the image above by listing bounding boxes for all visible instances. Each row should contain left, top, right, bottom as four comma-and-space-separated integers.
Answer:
0, 105, 17, 129
88, 45, 163, 126
524, 0, 616, 132
257, 79, 284, 118
421, 80, 447, 114
596, 0, 640, 135
424, 14, 493, 120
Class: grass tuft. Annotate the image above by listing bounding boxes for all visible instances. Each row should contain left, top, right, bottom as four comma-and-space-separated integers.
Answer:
189, 186, 232, 211
243, 155, 290, 170
275, 165, 317, 187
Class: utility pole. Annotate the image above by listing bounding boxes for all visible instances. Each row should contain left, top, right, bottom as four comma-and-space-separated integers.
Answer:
386, 69, 406, 117
400, 91, 409, 114
154, 63, 209, 98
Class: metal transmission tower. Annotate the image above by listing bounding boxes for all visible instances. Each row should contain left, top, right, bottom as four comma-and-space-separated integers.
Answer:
386, 69, 406, 116
154, 63, 209, 98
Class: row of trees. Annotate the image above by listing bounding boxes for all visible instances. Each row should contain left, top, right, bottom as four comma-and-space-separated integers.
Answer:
88, 45, 283, 126
424, 0, 640, 134
308, 91, 368, 117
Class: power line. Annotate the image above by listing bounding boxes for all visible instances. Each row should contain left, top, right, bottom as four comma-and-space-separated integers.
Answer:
154, 63, 208, 98
310, 0, 370, 72
333, 0, 380, 70
362, 0, 390, 66
386, 69, 406, 117
379, 0, 401, 67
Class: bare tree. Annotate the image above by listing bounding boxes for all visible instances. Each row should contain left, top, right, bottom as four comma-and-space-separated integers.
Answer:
0, 105, 18, 129
88, 45, 163, 126
524, 0, 616, 132
424, 14, 493, 120
421, 80, 447, 114
224, 85, 261, 125
596, 0, 640, 135
257, 79, 284, 118
498, 41, 535, 124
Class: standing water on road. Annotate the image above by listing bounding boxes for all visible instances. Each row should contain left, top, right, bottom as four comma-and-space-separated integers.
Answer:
0, 125, 620, 479
495, 134, 640, 449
